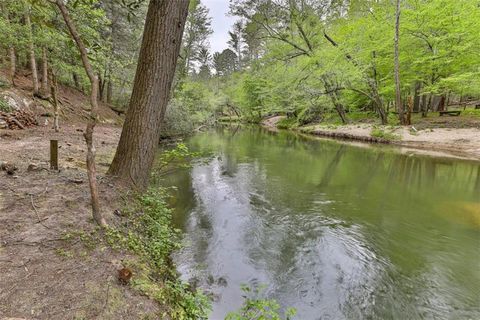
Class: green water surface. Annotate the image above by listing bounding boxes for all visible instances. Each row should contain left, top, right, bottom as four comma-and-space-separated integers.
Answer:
160, 126, 480, 320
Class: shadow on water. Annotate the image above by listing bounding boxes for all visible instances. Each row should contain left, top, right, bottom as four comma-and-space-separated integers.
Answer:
158, 126, 480, 320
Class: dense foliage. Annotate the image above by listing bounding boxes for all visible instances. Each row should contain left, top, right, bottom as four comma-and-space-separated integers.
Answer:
214, 0, 480, 125
2, 0, 478, 129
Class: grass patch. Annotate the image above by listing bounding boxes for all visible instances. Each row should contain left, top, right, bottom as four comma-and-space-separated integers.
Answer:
463, 109, 480, 117
370, 126, 400, 141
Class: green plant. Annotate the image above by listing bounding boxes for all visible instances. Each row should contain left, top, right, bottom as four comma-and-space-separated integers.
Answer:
463, 109, 480, 116
0, 97, 11, 112
370, 126, 400, 141
104, 188, 211, 319
225, 286, 296, 320
276, 117, 297, 129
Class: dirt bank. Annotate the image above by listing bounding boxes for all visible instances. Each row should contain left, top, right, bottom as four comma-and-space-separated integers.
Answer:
0, 67, 167, 318
0, 124, 167, 319
299, 124, 480, 160
261, 115, 285, 129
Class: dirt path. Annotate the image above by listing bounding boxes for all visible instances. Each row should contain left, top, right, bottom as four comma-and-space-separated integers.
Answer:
301, 124, 480, 160
0, 125, 160, 319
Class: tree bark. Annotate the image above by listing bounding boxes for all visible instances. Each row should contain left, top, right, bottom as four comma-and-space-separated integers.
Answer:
413, 82, 421, 112
108, 0, 189, 189
106, 79, 113, 104
72, 72, 80, 89
55, 0, 106, 227
41, 47, 50, 98
394, 0, 405, 125
49, 67, 59, 132
9, 47, 16, 86
98, 72, 104, 101
25, 12, 39, 96
322, 75, 348, 124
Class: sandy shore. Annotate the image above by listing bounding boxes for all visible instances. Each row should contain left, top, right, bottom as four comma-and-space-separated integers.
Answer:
301, 124, 480, 160
260, 116, 480, 160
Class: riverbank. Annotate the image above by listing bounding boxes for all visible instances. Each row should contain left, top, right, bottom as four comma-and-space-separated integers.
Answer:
0, 124, 211, 319
0, 69, 210, 318
261, 115, 480, 160
0, 124, 159, 319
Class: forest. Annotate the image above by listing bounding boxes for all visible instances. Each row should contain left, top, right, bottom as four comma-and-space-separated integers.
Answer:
0, 0, 479, 319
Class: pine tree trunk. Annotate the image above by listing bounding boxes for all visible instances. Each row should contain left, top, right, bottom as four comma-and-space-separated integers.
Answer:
41, 47, 49, 98
108, 0, 189, 189
55, 0, 106, 227
421, 94, 427, 117
3, 4, 16, 86
413, 82, 421, 112
9, 47, 15, 86
98, 72, 104, 101
25, 12, 39, 96
72, 72, 80, 89
394, 0, 405, 125
106, 79, 113, 104
49, 67, 59, 132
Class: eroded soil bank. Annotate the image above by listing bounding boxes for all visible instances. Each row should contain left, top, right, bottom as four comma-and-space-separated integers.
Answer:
0, 124, 165, 319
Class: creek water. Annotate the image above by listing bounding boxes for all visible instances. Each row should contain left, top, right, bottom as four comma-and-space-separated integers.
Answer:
159, 126, 480, 320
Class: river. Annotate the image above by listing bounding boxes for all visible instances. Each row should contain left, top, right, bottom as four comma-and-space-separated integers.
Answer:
159, 126, 480, 320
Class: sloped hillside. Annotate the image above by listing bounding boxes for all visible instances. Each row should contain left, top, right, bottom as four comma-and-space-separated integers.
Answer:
0, 68, 123, 129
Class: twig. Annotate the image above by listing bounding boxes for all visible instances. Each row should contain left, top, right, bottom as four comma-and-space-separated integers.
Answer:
30, 194, 42, 222
30, 194, 51, 228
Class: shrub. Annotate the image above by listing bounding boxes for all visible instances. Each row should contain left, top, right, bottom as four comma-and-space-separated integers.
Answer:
225, 286, 296, 320
276, 117, 297, 129
0, 97, 12, 112
370, 126, 400, 141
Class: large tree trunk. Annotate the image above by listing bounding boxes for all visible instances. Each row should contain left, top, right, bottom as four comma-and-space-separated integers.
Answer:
25, 12, 39, 97
55, 0, 106, 227
394, 0, 406, 125
41, 47, 50, 98
108, 0, 189, 189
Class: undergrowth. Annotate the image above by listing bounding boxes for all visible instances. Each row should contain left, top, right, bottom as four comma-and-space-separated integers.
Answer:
104, 188, 211, 319
370, 126, 400, 141
276, 117, 297, 129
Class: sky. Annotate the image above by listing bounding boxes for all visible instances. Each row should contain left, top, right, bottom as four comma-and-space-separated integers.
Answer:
203, 0, 236, 53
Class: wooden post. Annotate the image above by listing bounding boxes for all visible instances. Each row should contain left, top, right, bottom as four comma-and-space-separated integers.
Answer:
50, 139, 58, 170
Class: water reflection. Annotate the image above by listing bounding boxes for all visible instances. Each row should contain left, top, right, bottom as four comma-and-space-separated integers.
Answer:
159, 126, 480, 319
